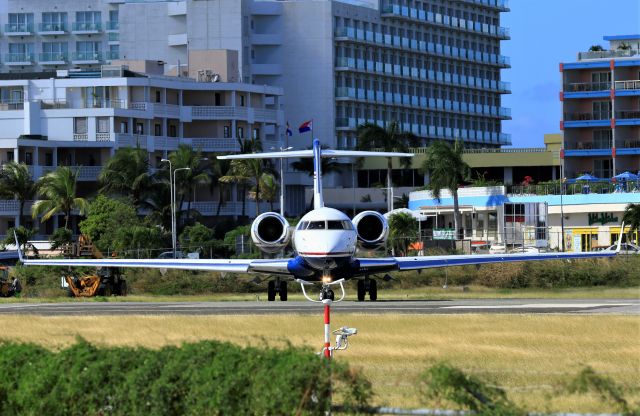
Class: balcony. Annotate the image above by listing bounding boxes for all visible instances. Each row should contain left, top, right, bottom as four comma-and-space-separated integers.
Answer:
37, 22, 67, 34
4, 23, 34, 36
72, 22, 102, 34
105, 21, 119, 31
106, 50, 120, 60
251, 63, 282, 75
381, 4, 510, 39
167, 1, 187, 16
616, 109, 640, 126
4, 53, 34, 65
578, 49, 639, 60
564, 81, 611, 98
251, 33, 282, 45
615, 80, 640, 91
39, 52, 68, 65
168, 33, 187, 46
184, 137, 241, 152
41, 166, 102, 181
0, 101, 24, 111
71, 51, 102, 64
108, 32, 119, 43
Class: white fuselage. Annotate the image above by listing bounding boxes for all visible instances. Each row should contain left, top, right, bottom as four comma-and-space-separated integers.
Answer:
292, 207, 357, 271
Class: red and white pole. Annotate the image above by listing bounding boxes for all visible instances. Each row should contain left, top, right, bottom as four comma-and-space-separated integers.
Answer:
323, 302, 331, 359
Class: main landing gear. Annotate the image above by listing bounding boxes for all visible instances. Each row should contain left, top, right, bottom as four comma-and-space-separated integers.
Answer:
267, 278, 288, 301
357, 277, 377, 302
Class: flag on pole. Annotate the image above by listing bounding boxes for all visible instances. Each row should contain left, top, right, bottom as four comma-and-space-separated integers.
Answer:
286, 122, 293, 137
298, 120, 313, 134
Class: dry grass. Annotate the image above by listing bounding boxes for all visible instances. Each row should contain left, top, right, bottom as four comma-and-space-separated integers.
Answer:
1, 314, 638, 413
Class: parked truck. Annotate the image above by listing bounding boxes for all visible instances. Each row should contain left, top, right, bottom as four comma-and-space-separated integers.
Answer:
63, 267, 127, 297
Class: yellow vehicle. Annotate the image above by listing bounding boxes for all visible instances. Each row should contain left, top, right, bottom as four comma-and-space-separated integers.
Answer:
64, 268, 127, 297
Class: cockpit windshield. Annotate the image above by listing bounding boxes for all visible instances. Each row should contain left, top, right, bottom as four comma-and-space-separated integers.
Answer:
298, 220, 354, 230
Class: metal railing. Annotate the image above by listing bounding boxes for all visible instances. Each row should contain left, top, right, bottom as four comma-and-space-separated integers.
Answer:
564, 141, 611, 150
71, 51, 103, 61
4, 53, 34, 63
39, 52, 68, 62
507, 182, 640, 196
565, 81, 611, 92
614, 79, 640, 90
72, 22, 102, 31
564, 111, 611, 121
38, 22, 67, 32
462, 147, 546, 153
616, 109, 640, 119
4, 23, 34, 33
578, 49, 639, 60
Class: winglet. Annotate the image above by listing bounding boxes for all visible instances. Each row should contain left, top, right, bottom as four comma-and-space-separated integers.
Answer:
616, 222, 625, 253
13, 230, 24, 263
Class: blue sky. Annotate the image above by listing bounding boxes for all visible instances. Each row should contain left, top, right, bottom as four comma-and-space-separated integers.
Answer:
501, 0, 640, 148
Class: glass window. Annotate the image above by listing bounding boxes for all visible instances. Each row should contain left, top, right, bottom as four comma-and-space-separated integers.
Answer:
96, 117, 109, 133
327, 221, 344, 230
307, 221, 326, 230
74, 117, 87, 134
297, 221, 308, 230
341, 220, 354, 230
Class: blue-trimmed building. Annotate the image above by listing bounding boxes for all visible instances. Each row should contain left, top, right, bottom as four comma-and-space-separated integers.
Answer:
409, 186, 640, 252
561, 34, 640, 179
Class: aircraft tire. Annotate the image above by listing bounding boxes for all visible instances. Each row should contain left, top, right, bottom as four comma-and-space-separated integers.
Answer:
279, 281, 288, 301
267, 280, 276, 301
369, 279, 377, 301
357, 280, 366, 302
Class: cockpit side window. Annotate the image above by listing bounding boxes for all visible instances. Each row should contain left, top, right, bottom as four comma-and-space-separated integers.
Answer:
297, 221, 308, 230
341, 220, 354, 230
307, 221, 326, 230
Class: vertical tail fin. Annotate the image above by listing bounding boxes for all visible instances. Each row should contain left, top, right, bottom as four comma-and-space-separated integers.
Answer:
616, 222, 625, 253
13, 230, 24, 263
312, 139, 324, 209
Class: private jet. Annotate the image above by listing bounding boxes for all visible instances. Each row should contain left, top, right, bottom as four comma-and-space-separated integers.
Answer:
17, 139, 620, 301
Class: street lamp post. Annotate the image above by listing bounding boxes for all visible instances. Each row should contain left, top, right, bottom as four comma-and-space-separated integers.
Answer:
160, 158, 174, 256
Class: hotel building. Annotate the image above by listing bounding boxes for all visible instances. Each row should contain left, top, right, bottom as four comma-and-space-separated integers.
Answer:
561, 34, 640, 178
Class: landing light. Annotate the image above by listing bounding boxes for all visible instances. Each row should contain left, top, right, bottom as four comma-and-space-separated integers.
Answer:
322, 275, 332, 284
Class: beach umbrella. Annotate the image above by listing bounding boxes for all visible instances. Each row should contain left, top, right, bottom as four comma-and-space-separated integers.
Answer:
613, 171, 639, 181
570, 173, 600, 183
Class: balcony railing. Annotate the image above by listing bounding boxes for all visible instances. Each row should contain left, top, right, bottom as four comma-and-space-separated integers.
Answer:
38, 22, 67, 32
565, 82, 611, 92
106, 50, 120, 60
578, 49, 639, 60
4, 23, 34, 33
71, 51, 102, 61
615, 80, 640, 90
72, 22, 102, 32
39, 52, 68, 62
0, 101, 24, 110
105, 21, 119, 30
616, 110, 640, 119
564, 111, 611, 121
4, 53, 34, 63
619, 139, 640, 148
108, 32, 119, 42
564, 142, 612, 150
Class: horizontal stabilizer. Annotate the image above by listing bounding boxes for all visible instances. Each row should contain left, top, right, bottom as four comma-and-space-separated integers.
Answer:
218, 149, 413, 160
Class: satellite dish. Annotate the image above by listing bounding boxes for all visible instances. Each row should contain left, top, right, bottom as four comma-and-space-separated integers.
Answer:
212, 74, 220, 82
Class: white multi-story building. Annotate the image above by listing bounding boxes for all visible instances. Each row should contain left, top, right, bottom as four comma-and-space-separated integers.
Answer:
0, 63, 284, 235
0, 0, 512, 215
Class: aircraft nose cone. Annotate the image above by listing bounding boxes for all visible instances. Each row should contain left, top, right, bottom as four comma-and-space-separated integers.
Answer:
325, 233, 345, 254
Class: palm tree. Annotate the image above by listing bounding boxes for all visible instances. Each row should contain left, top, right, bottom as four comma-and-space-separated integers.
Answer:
229, 158, 274, 217
32, 166, 89, 229
249, 172, 278, 212
388, 211, 418, 256
421, 140, 470, 240
168, 144, 211, 227
219, 137, 265, 217
99, 147, 153, 208
622, 204, 640, 240
0, 162, 36, 227
211, 157, 232, 216
356, 121, 419, 195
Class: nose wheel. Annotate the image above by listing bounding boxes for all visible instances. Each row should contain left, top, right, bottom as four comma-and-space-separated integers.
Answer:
319, 286, 335, 301
357, 278, 377, 301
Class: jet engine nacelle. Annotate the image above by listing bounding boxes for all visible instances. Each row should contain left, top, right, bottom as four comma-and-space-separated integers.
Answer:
352, 211, 389, 249
251, 212, 291, 253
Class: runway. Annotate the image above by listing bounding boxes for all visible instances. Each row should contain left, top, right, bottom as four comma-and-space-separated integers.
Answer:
0, 298, 637, 316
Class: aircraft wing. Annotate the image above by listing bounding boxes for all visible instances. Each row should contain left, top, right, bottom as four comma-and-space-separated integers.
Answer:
357, 250, 617, 273
20, 257, 293, 275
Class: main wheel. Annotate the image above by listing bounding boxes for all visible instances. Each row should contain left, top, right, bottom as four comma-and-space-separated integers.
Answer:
267, 280, 276, 302
279, 281, 288, 301
357, 280, 366, 302
369, 279, 378, 301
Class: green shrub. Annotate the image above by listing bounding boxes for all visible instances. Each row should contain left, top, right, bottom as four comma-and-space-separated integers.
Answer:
0, 339, 371, 415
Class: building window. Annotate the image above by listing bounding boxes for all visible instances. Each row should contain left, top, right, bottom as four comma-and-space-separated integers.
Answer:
155, 90, 161, 103
42, 12, 67, 31
96, 117, 109, 133
154, 124, 162, 136
8, 13, 34, 31
169, 125, 177, 137
223, 125, 230, 138
239, 95, 245, 106
252, 128, 260, 140
135, 123, 144, 134
7, 151, 14, 163
42, 42, 68, 61
25, 152, 32, 165
74, 117, 88, 134
237, 126, 244, 138
75, 11, 101, 29
120, 121, 128, 133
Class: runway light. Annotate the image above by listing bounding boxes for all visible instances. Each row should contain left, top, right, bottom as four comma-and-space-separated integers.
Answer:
322, 275, 332, 284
